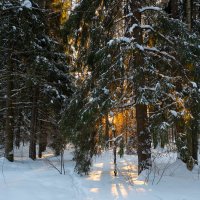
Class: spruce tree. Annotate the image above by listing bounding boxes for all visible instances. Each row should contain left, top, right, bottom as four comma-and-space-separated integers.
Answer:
0, 0, 72, 160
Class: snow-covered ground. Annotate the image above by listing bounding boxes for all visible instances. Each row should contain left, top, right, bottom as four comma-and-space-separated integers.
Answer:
0, 146, 199, 200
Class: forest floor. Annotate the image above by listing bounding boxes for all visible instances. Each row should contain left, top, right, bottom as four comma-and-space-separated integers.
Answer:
0, 145, 200, 200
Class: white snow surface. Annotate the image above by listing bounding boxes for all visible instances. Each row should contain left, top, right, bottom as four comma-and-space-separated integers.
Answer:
0, 146, 200, 200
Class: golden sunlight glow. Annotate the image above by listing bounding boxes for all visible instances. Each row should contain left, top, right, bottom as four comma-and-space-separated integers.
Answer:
52, 0, 71, 24
111, 184, 128, 198
121, 165, 138, 181
101, 109, 136, 143
87, 171, 103, 181
42, 153, 54, 158
90, 188, 100, 193
175, 96, 192, 124
118, 184, 128, 197
134, 180, 146, 186
111, 184, 119, 197
94, 163, 104, 168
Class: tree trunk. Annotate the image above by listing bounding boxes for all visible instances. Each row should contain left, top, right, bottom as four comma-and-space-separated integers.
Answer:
176, 118, 187, 162
190, 108, 199, 163
15, 127, 21, 149
29, 86, 39, 160
186, 0, 192, 30
105, 113, 110, 147
183, 0, 193, 30
38, 122, 47, 158
5, 64, 14, 162
191, 122, 198, 162
136, 105, 151, 174
170, 0, 179, 18
126, 0, 151, 174
185, 0, 198, 163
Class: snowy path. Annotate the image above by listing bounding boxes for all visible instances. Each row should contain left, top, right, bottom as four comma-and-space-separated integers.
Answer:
0, 147, 200, 200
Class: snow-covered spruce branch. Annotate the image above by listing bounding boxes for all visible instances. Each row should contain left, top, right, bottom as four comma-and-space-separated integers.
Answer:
106, 134, 123, 144
128, 24, 174, 46
139, 6, 162, 13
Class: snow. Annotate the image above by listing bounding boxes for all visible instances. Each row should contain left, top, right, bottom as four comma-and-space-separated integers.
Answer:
126, 13, 133, 17
129, 24, 138, 33
136, 44, 144, 51
191, 81, 197, 88
170, 110, 178, 117
71, 0, 81, 10
109, 111, 114, 117
108, 37, 132, 46
12, 26, 16, 31
139, 6, 162, 13
108, 40, 115, 46
102, 87, 109, 95
0, 146, 200, 200
89, 97, 94, 102
141, 25, 153, 30
160, 122, 170, 130
21, 0, 32, 9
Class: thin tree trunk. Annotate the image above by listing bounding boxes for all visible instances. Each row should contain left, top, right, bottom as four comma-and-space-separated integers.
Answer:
5, 63, 14, 162
15, 127, 21, 149
105, 113, 110, 147
15, 110, 22, 149
38, 122, 47, 158
191, 111, 198, 163
29, 86, 39, 160
186, 0, 192, 30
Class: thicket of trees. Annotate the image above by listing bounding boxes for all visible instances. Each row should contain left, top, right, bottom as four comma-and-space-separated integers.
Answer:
62, 0, 200, 174
0, 0, 72, 160
1, 0, 200, 176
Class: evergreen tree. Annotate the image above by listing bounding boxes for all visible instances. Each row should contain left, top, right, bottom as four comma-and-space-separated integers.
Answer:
62, 0, 200, 175
0, 0, 72, 160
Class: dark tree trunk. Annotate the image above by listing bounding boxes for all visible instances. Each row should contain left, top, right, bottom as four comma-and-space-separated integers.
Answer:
191, 123, 198, 162
126, 0, 151, 174
15, 127, 21, 149
38, 122, 47, 158
29, 86, 39, 160
5, 64, 14, 162
105, 113, 110, 146
186, 0, 192, 30
185, 0, 198, 166
183, 0, 193, 30
15, 110, 22, 149
170, 0, 179, 18
176, 118, 187, 162
136, 105, 151, 174
190, 108, 199, 163
165, 0, 179, 19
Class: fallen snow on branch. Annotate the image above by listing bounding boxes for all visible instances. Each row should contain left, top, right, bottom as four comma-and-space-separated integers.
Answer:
139, 6, 162, 12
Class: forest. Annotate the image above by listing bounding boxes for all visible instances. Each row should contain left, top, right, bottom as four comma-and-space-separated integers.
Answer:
0, 0, 200, 200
